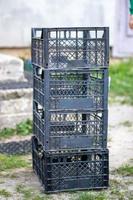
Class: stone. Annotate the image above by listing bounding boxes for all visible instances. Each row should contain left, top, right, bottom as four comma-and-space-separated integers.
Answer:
0, 53, 26, 82
0, 88, 32, 129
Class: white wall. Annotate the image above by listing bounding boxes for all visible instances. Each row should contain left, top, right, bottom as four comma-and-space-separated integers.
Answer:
0, 0, 115, 47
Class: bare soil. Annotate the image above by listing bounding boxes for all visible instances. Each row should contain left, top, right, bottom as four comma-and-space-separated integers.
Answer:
108, 104, 133, 169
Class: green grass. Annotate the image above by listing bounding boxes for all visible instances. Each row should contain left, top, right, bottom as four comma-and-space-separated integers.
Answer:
0, 119, 32, 139
16, 184, 48, 200
110, 187, 125, 200
0, 189, 12, 198
73, 192, 107, 200
16, 185, 34, 200
32, 196, 46, 200
0, 154, 31, 171
120, 120, 133, 127
109, 179, 126, 200
109, 59, 133, 104
116, 164, 133, 176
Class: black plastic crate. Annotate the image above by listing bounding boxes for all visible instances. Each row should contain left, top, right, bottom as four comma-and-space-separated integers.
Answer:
32, 27, 109, 69
33, 66, 108, 110
33, 103, 108, 151
32, 136, 109, 193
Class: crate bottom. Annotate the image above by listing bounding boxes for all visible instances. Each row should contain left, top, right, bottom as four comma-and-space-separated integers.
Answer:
32, 136, 109, 193
33, 167, 109, 193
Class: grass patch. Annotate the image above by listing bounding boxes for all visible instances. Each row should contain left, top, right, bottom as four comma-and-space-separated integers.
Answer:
0, 181, 5, 184
73, 192, 107, 200
16, 184, 48, 200
110, 179, 120, 186
16, 185, 34, 200
110, 179, 126, 200
0, 189, 12, 198
116, 164, 133, 176
109, 59, 133, 104
0, 119, 32, 139
110, 188, 125, 200
108, 137, 112, 142
120, 121, 133, 127
0, 154, 31, 171
33, 196, 46, 200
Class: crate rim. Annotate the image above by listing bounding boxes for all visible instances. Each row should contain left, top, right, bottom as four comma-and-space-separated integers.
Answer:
32, 135, 108, 156
32, 66, 108, 72
32, 27, 109, 31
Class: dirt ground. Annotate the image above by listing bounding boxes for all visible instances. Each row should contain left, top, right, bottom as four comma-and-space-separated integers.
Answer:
108, 104, 133, 169
0, 168, 132, 200
0, 103, 133, 200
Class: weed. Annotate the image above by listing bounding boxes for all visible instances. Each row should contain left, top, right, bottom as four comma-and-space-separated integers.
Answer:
120, 121, 133, 127
110, 188, 125, 200
0, 119, 32, 139
116, 164, 133, 176
16, 119, 32, 136
0, 181, 5, 184
110, 179, 120, 186
16, 184, 48, 200
0, 189, 12, 197
0, 127, 15, 138
33, 195, 48, 200
16, 184, 34, 200
74, 192, 107, 200
0, 154, 30, 171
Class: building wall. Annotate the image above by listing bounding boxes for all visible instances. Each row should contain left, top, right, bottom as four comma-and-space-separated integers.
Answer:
0, 0, 115, 47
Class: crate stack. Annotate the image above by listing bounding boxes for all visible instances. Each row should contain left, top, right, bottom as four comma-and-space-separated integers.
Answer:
31, 27, 109, 193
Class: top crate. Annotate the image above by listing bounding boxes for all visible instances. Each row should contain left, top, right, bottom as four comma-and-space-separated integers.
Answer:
32, 27, 109, 69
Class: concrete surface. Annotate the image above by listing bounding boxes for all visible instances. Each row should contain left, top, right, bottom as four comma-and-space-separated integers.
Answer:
0, 88, 32, 129
0, 54, 26, 82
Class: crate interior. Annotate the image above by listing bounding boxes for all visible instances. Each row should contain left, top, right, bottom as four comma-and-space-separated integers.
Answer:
32, 27, 109, 68
33, 101, 107, 150
49, 70, 104, 98
33, 66, 107, 110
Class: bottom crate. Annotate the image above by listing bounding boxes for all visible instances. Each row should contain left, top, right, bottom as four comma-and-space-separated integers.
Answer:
32, 136, 109, 193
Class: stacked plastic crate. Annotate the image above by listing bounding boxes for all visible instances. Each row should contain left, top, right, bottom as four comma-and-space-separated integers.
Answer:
31, 27, 109, 193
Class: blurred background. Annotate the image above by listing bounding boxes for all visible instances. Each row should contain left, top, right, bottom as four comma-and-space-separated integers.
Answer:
0, 0, 133, 58
0, 1, 133, 199
0, 0, 115, 49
